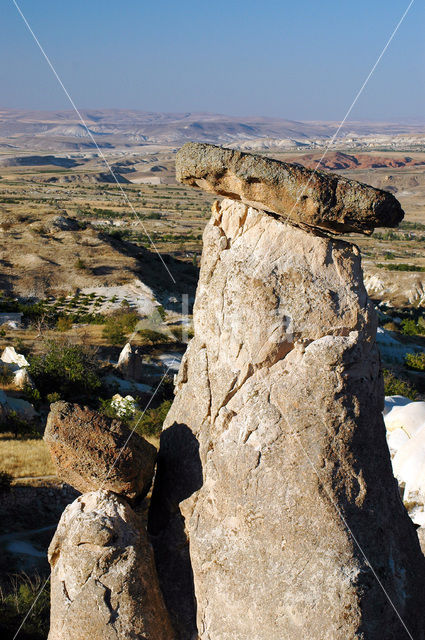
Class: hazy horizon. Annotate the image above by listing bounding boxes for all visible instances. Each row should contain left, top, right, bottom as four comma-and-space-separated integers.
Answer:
0, 106, 425, 125
1, 0, 424, 122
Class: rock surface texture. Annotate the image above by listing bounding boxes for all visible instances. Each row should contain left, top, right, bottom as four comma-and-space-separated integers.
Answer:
117, 342, 145, 382
45, 402, 156, 500
149, 196, 425, 639
48, 490, 174, 640
176, 142, 404, 235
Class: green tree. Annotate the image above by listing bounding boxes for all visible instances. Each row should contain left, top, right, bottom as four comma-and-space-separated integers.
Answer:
29, 340, 101, 402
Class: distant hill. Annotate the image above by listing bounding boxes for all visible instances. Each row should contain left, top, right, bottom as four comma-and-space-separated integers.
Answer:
286, 151, 425, 171
0, 109, 424, 151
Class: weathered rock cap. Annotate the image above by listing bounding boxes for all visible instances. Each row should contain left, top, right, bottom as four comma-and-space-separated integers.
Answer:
176, 142, 404, 235
44, 401, 156, 500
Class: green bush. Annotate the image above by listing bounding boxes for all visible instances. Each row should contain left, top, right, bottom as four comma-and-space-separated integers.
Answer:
377, 263, 425, 272
23, 384, 41, 409
46, 392, 61, 404
102, 311, 139, 346
0, 410, 37, 438
0, 573, 50, 640
74, 258, 87, 270
401, 318, 425, 336
0, 364, 14, 385
134, 400, 172, 438
56, 315, 73, 332
29, 340, 101, 402
137, 329, 169, 345
99, 397, 171, 438
405, 352, 425, 372
401, 319, 418, 336
156, 305, 166, 321
383, 369, 418, 400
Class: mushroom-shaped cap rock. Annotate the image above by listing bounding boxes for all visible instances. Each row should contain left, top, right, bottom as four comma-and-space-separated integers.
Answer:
176, 142, 404, 235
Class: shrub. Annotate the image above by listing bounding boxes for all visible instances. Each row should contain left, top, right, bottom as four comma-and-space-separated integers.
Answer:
401, 318, 425, 336
383, 369, 418, 400
171, 325, 195, 342
0, 410, 34, 438
137, 329, 169, 345
102, 311, 139, 346
0, 364, 14, 385
74, 258, 87, 270
0, 572, 50, 639
134, 400, 172, 438
23, 384, 41, 410
56, 315, 73, 332
376, 263, 425, 272
382, 322, 399, 332
405, 352, 425, 372
47, 392, 61, 404
156, 305, 166, 322
14, 338, 29, 356
29, 340, 101, 402
144, 211, 161, 219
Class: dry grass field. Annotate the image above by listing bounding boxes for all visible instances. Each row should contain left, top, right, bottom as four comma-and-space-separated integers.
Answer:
0, 434, 55, 479
0, 147, 424, 305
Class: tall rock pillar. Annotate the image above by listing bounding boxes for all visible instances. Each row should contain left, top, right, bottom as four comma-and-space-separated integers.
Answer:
149, 144, 425, 640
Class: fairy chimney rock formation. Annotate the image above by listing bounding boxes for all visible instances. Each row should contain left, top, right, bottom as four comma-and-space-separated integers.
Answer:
149, 145, 425, 640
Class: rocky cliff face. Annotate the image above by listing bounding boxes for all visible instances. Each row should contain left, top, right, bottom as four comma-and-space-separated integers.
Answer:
150, 144, 425, 640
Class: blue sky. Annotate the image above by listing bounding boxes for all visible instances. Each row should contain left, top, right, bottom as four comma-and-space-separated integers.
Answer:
1, 0, 423, 121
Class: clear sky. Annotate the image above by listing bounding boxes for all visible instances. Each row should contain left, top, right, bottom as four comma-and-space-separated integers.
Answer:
1, 0, 424, 121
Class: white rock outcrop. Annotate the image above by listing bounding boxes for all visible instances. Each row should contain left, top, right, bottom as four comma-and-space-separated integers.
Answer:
384, 399, 425, 527
0, 345, 33, 389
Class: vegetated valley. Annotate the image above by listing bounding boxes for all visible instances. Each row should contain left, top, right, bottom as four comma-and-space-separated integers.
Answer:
0, 110, 424, 638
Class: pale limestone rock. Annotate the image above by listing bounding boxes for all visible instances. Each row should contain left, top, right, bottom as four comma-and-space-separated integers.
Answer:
48, 490, 174, 640
1, 346, 29, 369
149, 199, 425, 640
0, 346, 34, 388
117, 342, 144, 382
418, 526, 425, 555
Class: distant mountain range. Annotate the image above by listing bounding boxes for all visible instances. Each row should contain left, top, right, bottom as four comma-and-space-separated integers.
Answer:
0, 109, 424, 151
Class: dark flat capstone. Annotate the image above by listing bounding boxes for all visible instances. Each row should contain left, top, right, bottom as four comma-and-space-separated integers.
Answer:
176, 142, 404, 235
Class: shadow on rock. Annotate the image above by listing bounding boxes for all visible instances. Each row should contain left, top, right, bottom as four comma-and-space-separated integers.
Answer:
148, 423, 203, 640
